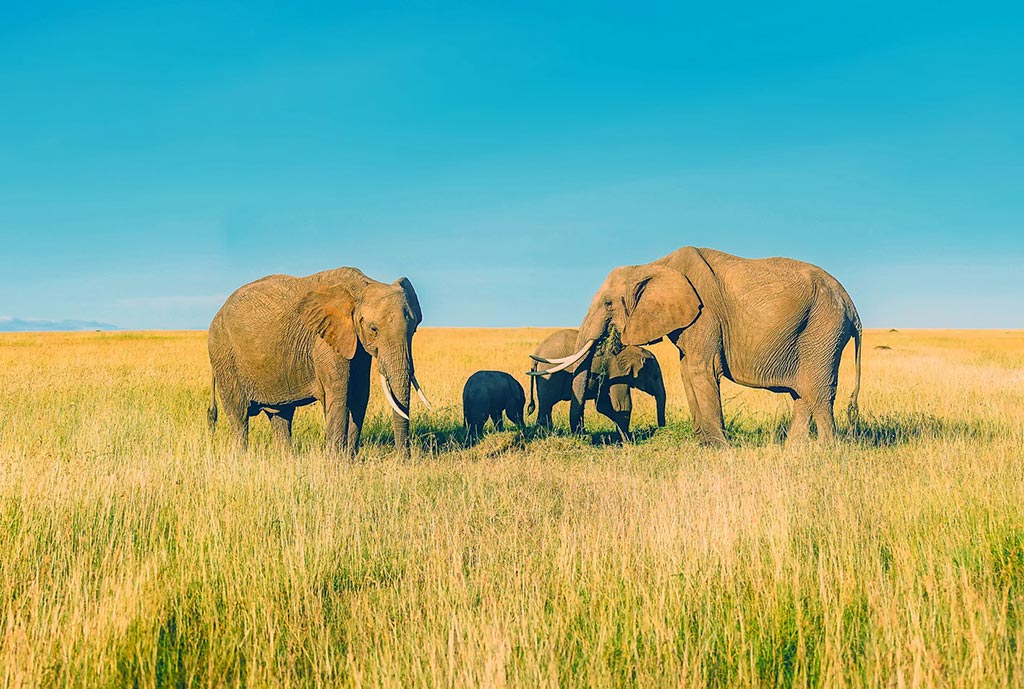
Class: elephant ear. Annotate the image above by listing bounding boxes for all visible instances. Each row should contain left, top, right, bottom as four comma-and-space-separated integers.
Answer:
393, 277, 422, 326
622, 266, 702, 346
615, 347, 645, 378
300, 285, 358, 359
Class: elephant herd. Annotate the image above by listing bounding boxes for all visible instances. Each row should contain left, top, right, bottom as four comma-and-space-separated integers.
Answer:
208, 246, 862, 457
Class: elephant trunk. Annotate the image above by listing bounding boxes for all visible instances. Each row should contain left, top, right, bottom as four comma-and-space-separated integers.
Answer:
379, 346, 412, 458
567, 312, 611, 434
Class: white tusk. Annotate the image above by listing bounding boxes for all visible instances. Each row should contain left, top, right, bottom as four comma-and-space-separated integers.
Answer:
411, 374, 431, 409
533, 357, 576, 375
532, 352, 581, 362
528, 341, 594, 375
380, 374, 410, 421
528, 340, 594, 365
528, 339, 594, 369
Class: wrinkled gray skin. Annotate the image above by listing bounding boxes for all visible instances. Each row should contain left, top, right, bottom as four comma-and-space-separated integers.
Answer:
528, 328, 666, 441
208, 267, 423, 458
462, 371, 526, 439
569, 247, 862, 446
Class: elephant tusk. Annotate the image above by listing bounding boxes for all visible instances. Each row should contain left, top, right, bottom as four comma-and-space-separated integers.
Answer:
529, 340, 595, 365
411, 374, 431, 409
530, 343, 594, 375
532, 357, 576, 375
380, 374, 410, 421
526, 369, 553, 378
528, 340, 594, 373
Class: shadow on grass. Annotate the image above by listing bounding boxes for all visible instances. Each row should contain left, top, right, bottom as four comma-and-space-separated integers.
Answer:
725, 410, 1003, 449
847, 412, 1000, 447
360, 417, 661, 454
324, 409, 1003, 457
586, 425, 660, 446
358, 415, 533, 454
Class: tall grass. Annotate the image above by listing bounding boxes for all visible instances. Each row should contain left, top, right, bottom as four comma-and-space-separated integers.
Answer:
1, 328, 1022, 687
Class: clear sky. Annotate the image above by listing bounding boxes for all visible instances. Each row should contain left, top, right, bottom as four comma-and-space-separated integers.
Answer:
1, 1, 1021, 329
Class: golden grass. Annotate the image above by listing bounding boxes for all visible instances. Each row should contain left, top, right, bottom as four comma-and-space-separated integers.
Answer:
1, 328, 1023, 687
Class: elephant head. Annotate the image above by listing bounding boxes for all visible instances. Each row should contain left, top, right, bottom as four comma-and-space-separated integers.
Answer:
302, 277, 426, 453
544, 264, 702, 431
577, 264, 702, 350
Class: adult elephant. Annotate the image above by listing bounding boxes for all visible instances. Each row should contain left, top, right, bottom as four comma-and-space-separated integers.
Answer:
208, 267, 429, 457
531, 247, 861, 446
527, 328, 666, 440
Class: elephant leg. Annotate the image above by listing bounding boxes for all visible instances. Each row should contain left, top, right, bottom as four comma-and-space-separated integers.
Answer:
568, 399, 584, 434
217, 381, 249, 451
794, 321, 844, 443
811, 399, 838, 443
322, 390, 350, 457
679, 367, 701, 440
682, 362, 727, 447
603, 407, 633, 442
346, 351, 371, 455
596, 388, 632, 443
227, 409, 249, 450
508, 405, 525, 430
536, 398, 555, 429
568, 369, 587, 434
268, 407, 295, 452
787, 394, 811, 444
654, 385, 667, 428
492, 412, 505, 431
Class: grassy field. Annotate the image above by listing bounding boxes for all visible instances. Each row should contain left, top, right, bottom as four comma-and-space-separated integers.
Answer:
1, 328, 1023, 688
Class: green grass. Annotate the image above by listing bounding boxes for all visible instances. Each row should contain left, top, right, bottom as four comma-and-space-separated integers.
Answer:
1, 328, 1023, 687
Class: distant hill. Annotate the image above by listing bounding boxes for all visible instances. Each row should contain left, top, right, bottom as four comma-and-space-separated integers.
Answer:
0, 318, 120, 332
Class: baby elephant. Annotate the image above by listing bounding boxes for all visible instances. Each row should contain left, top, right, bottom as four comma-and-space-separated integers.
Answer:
528, 328, 666, 440
463, 371, 526, 439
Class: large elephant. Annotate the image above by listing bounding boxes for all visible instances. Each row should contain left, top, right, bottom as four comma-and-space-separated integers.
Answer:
532, 247, 861, 446
527, 328, 666, 440
207, 267, 428, 457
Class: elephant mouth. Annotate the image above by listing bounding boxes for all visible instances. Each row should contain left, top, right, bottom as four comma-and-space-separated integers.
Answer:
591, 327, 624, 376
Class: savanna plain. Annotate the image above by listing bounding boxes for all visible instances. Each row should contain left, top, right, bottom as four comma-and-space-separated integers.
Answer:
1, 328, 1023, 688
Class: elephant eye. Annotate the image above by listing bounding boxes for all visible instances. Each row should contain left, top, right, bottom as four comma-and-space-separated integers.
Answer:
368, 323, 378, 334
603, 298, 613, 308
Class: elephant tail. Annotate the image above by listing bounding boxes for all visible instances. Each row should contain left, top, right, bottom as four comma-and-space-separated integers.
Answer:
526, 364, 537, 416
846, 319, 862, 426
208, 374, 218, 434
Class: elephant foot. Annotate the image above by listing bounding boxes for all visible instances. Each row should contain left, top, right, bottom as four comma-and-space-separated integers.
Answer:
696, 433, 729, 449
784, 435, 810, 449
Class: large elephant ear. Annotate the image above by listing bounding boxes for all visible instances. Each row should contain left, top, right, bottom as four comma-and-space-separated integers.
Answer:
622, 266, 702, 346
393, 277, 422, 326
300, 285, 358, 359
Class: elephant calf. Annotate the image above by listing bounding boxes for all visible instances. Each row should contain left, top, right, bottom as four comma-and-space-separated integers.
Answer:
462, 371, 526, 439
527, 328, 666, 441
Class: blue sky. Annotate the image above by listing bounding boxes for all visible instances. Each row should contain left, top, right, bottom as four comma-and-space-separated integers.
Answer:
1, 1, 1021, 328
